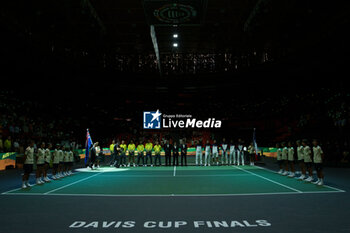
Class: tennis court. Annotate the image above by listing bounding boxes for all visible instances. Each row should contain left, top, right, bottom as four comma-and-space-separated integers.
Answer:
1, 162, 349, 233
2, 165, 344, 197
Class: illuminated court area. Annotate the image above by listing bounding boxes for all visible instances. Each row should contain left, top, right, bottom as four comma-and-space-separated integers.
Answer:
1, 161, 349, 233
2, 165, 344, 197
1, 0, 350, 232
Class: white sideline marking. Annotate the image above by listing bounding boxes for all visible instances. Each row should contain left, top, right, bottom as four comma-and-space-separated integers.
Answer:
1, 190, 345, 197
255, 165, 346, 193
173, 166, 176, 177
99, 174, 251, 178
2, 187, 29, 194
234, 166, 303, 193
1, 172, 81, 194
322, 184, 346, 192
44, 172, 103, 194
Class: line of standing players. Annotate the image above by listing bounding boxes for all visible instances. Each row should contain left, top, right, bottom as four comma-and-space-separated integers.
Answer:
108, 138, 256, 168
22, 141, 75, 189
196, 138, 256, 166
108, 139, 188, 167
276, 139, 325, 186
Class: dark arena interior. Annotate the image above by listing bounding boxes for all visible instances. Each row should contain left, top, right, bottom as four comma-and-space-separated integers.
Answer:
1, 1, 350, 233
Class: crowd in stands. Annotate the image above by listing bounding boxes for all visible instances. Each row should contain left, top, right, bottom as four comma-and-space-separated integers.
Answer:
54, 51, 268, 75
0, 90, 82, 154
0, 87, 349, 167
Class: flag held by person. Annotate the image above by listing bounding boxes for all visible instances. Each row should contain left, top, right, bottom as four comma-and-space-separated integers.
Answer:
253, 128, 258, 159
85, 129, 93, 165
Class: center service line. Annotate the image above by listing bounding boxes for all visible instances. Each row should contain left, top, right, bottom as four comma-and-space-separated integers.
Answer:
234, 166, 303, 193
173, 166, 176, 177
44, 172, 104, 195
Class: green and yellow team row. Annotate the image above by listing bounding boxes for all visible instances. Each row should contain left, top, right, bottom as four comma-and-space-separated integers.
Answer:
110, 143, 162, 155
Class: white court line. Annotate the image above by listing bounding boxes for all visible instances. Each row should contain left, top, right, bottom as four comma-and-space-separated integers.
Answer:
99, 174, 251, 178
44, 172, 103, 194
254, 165, 346, 193
1, 190, 345, 198
1, 172, 81, 195
19, 171, 81, 176
234, 166, 303, 193
2, 186, 30, 195
1, 171, 248, 194
322, 184, 346, 192
2, 172, 82, 194
175, 174, 252, 177
2, 167, 345, 196
173, 166, 176, 177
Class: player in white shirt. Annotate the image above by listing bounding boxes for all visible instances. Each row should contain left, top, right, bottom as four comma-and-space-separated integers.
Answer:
68, 147, 74, 175
302, 139, 314, 182
229, 140, 236, 165
195, 140, 203, 166
237, 141, 244, 166
287, 141, 295, 177
36, 142, 46, 184
63, 147, 70, 176
276, 143, 283, 174
281, 142, 288, 175
52, 144, 60, 179
221, 138, 228, 165
204, 140, 211, 166
312, 139, 324, 185
212, 140, 219, 165
22, 141, 35, 188
58, 145, 65, 178
43, 143, 52, 182
248, 143, 255, 166
95, 145, 101, 168
296, 140, 306, 180
243, 145, 248, 164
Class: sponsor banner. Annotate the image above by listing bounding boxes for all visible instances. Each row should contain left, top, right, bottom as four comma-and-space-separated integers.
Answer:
79, 148, 113, 158
0, 152, 16, 170
260, 147, 277, 158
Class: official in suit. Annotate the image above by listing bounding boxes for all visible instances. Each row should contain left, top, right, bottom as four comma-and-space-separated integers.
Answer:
180, 139, 187, 166
164, 140, 173, 167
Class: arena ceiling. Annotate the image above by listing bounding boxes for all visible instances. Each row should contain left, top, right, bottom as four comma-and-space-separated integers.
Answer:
2, 0, 260, 53
1, 0, 349, 77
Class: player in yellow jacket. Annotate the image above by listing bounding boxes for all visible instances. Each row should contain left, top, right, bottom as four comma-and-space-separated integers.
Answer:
153, 141, 162, 166
145, 139, 153, 167
136, 141, 145, 166
128, 140, 136, 167
109, 140, 116, 167
119, 140, 127, 167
